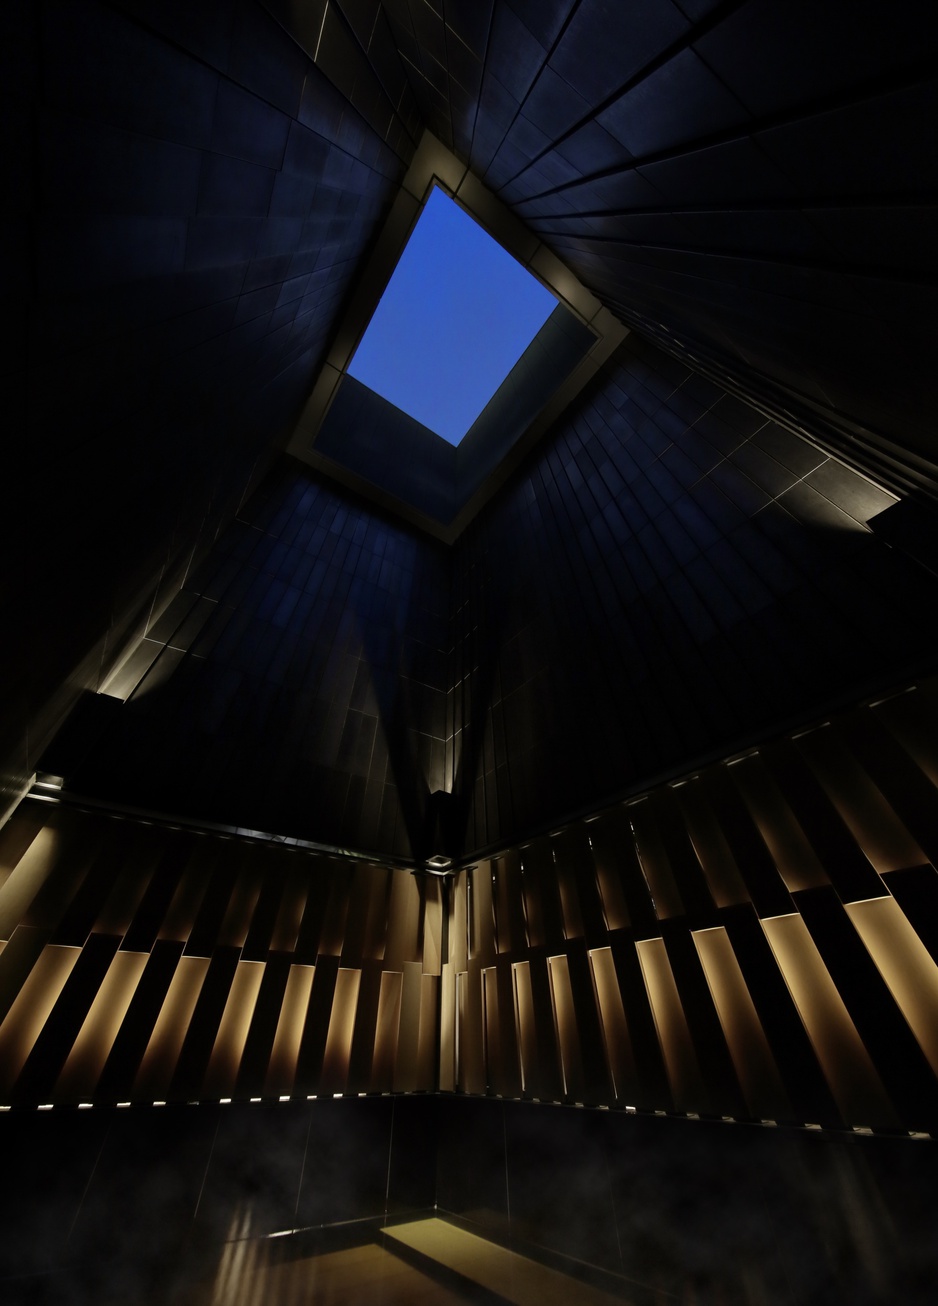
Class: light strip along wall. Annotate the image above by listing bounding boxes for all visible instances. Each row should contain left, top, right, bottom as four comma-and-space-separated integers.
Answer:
2, 674, 938, 1131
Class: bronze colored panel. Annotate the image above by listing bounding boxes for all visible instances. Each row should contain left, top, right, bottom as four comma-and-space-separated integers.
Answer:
122, 829, 198, 952
547, 954, 585, 1101
0, 944, 80, 1097
674, 777, 750, 909
492, 849, 528, 954
340, 864, 383, 965
0, 825, 61, 942
0, 926, 49, 1028
264, 964, 315, 1097
449, 873, 469, 972
269, 859, 313, 954
635, 937, 708, 1114
384, 871, 421, 968
295, 954, 340, 1092
416, 973, 438, 1090
586, 810, 656, 935
761, 913, 899, 1128
527, 953, 564, 1102
347, 958, 384, 1092
0, 808, 48, 895
422, 877, 443, 975
482, 966, 499, 1094
169, 946, 241, 1100
96, 940, 184, 1102
55, 949, 149, 1102
692, 926, 791, 1121
546, 835, 585, 941
236, 954, 293, 1098
241, 848, 289, 960
469, 862, 496, 962
133, 955, 209, 1099
512, 961, 537, 1093
846, 896, 938, 1079
459, 960, 486, 1094
627, 800, 684, 920
551, 828, 609, 944
439, 961, 456, 1092
359, 865, 393, 961
873, 684, 938, 788
217, 851, 265, 949
394, 961, 423, 1093
589, 947, 640, 1105
371, 968, 403, 1093
729, 756, 829, 894
318, 860, 353, 957
21, 811, 106, 935
157, 836, 218, 945
518, 838, 565, 949
201, 960, 266, 1098
319, 967, 362, 1094
584, 820, 630, 932
795, 726, 925, 875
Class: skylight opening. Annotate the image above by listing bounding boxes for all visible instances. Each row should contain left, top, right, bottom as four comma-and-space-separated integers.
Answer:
347, 186, 557, 446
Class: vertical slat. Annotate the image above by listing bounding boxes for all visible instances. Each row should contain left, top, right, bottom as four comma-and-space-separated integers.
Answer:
692, 926, 791, 1121
547, 954, 585, 1101
371, 969, 403, 1093
201, 960, 266, 1098
319, 967, 362, 1094
845, 896, 938, 1080
394, 960, 423, 1092
53, 947, 151, 1101
133, 955, 209, 1100
635, 937, 707, 1114
760, 914, 899, 1128
0, 945, 81, 1097
0, 826, 61, 942
264, 964, 315, 1097
589, 946, 640, 1105
439, 961, 456, 1092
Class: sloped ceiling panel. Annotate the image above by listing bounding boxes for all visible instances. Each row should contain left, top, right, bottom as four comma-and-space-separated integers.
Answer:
347, 0, 938, 497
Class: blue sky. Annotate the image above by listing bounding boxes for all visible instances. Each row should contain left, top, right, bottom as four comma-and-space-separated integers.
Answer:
347, 187, 556, 446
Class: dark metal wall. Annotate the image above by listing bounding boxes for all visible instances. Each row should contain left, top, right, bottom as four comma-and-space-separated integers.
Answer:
450, 331, 937, 853
359, 0, 938, 497
5, 0, 410, 814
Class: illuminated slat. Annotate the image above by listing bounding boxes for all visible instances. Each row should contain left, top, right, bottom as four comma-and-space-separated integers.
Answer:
439, 962, 456, 1092
416, 973, 438, 1090
371, 969, 403, 1092
635, 937, 707, 1113
482, 966, 499, 1093
202, 961, 266, 1097
547, 954, 584, 1100
692, 927, 790, 1120
264, 964, 315, 1097
512, 961, 537, 1092
588, 947, 639, 1104
628, 802, 683, 919
0, 826, 59, 942
845, 897, 938, 1079
55, 949, 149, 1101
674, 779, 750, 908
319, 967, 362, 1094
384, 872, 421, 967
394, 961, 423, 1092
133, 956, 209, 1098
761, 914, 899, 1127
729, 758, 829, 893
0, 945, 80, 1095
795, 727, 926, 875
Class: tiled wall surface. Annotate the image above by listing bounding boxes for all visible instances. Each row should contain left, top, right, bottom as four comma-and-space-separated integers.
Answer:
361, 0, 938, 495
0, 1095, 436, 1305
451, 677, 938, 1134
5, 0, 410, 814
4, 674, 938, 1136
451, 331, 935, 852
437, 1097, 937, 1304
70, 463, 451, 859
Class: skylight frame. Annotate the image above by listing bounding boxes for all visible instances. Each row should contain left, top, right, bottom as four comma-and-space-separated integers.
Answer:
287, 130, 628, 543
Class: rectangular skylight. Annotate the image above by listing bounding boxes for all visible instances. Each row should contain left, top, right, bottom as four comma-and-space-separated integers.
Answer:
347, 187, 557, 446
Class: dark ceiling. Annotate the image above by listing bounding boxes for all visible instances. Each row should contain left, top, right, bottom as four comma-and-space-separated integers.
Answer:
7, 0, 938, 856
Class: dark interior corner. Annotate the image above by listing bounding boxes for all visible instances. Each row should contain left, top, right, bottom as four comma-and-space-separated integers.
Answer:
5, 1, 938, 1301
